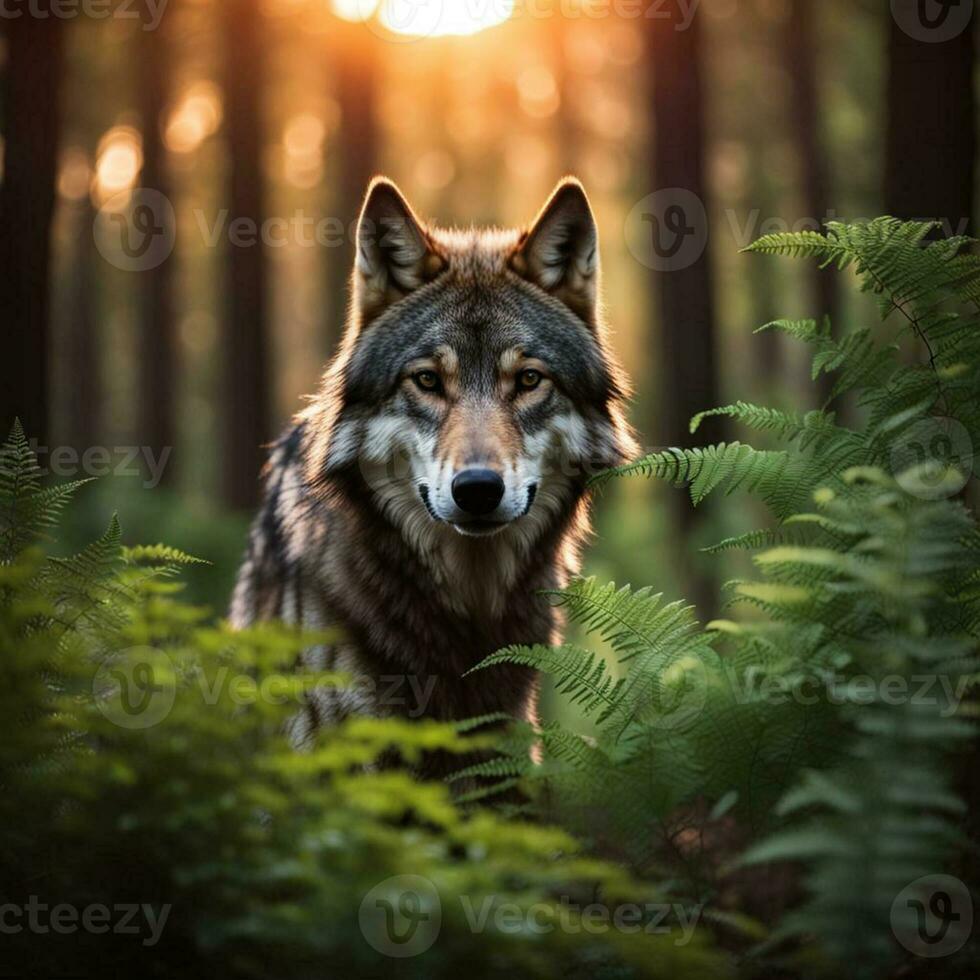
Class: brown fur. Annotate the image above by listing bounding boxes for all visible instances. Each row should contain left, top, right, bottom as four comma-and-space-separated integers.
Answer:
230, 177, 637, 774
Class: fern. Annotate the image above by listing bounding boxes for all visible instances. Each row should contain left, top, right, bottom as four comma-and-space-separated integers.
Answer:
477, 218, 980, 977
1, 426, 728, 979
0, 419, 92, 561
691, 402, 839, 451
469, 643, 625, 718
545, 578, 700, 663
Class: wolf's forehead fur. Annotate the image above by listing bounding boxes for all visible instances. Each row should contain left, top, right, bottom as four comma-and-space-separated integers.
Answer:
431, 226, 524, 276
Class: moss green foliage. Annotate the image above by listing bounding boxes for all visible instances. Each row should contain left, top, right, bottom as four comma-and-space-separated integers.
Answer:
478, 219, 980, 978
0, 422, 725, 977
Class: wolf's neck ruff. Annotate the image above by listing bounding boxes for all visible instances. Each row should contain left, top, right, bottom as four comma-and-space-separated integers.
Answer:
230, 176, 637, 736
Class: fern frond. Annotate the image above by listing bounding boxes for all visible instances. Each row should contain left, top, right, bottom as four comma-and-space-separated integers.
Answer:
468, 644, 624, 718
122, 544, 207, 567
546, 577, 698, 663
754, 317, 826, 343
702, 528, 791, 554
743, 230, 849, 265
693, 404, 842, 456
592, 443, 796, 510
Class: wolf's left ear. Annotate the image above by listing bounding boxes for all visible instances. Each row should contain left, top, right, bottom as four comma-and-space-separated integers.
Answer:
512, 178, 599, 326
354, 178, 446, 325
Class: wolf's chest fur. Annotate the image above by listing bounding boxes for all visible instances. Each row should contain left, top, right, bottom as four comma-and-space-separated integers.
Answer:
229, 176, 636, 744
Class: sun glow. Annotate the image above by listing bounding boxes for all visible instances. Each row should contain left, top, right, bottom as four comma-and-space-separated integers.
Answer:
92, 126, 143, 205
332, 0, 514, 37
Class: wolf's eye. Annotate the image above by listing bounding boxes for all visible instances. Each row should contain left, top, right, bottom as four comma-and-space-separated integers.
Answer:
413, 370, 441, 393
517, 369, 543, 391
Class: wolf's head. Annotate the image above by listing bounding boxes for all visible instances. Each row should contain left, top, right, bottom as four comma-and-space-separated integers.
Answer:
306, 177, 637, 548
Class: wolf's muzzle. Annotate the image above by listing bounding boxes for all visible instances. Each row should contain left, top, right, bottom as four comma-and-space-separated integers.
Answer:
451, 468, 505, 516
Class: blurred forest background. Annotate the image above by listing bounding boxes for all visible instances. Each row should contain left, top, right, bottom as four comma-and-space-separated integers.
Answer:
1, 0, 976, 639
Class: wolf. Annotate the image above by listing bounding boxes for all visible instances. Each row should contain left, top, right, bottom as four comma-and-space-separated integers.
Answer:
229, 176, 637, 762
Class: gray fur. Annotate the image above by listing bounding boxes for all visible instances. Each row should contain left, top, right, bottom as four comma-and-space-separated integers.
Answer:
230, 178, 637, 775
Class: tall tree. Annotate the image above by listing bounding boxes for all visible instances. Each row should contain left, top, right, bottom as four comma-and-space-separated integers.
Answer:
548, 18, 577, 175
220, 0, 272, 510
647, 5, 721, 448
136, 16, 177, 482
0, 13, 65, 445
785, 0, 838, 402
326, 17, 380, 351
646, 1, 721, 615
885, 0, 976, 235
60, 196, 102, 454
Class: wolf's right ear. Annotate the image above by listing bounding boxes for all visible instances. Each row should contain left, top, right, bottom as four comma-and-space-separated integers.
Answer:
353, 178, 445, 325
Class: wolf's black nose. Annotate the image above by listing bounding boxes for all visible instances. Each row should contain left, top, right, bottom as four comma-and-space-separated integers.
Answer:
451, 469, 505, 516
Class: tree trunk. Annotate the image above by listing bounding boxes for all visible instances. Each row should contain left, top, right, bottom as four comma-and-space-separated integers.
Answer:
647, 4, 721, 449
137, 21, 177, 481
885, 1, 976, 236
61, 197, 102, 454
785, 0, 839, 404
646, 1, 721, 617
549, 18, 577, 175
0, 13, 65, 446
327, 19, 380, 350
221, 0, 271, 510
745, 136, 782, 383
